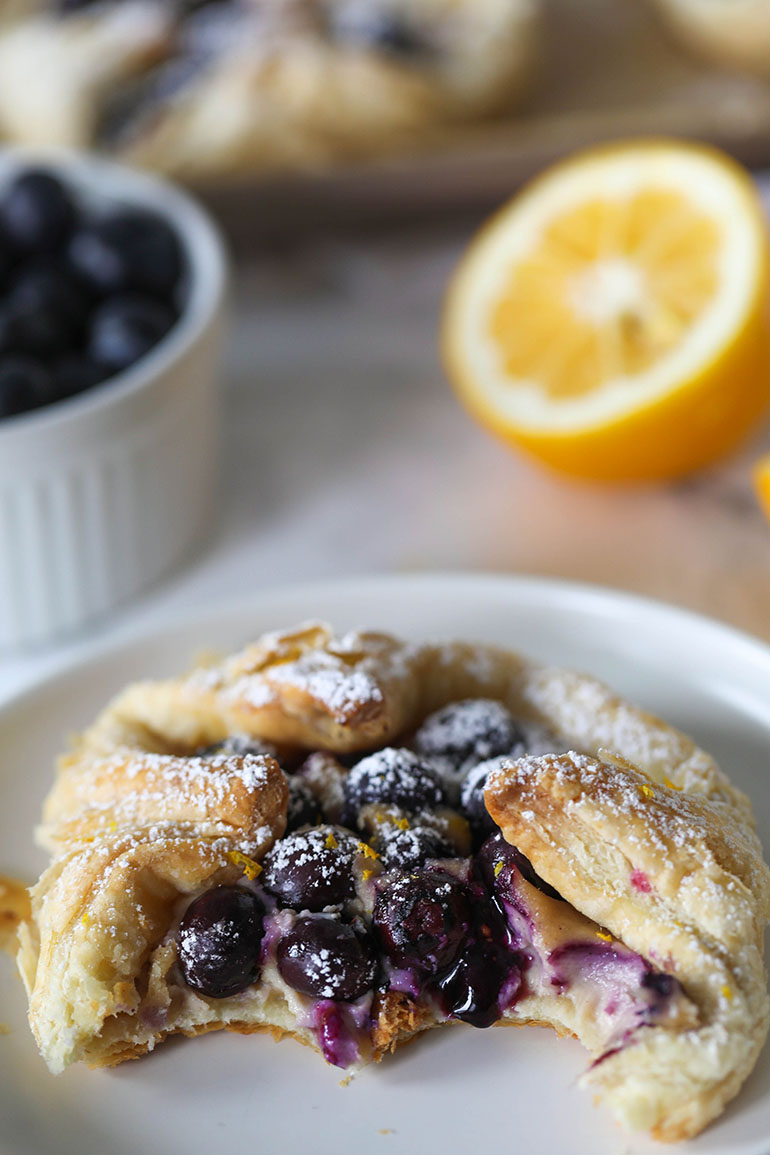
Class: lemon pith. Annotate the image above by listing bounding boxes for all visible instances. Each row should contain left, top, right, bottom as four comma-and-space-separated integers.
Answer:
442, 141, 770, 482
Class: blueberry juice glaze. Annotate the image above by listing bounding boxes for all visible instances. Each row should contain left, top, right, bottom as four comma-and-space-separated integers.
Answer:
477, 834, 694, 1055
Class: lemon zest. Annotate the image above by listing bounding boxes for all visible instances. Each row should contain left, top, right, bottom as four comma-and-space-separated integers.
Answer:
228, 850, 262, 880
357, 842, 379, 861
325, 832, 339, 850
494, 861, 504, 879
596, 930, 613, 943
394, 817, 410, 831
663, 776, 682, 791
362, 869, 375, 882
639, 784, 654, 799
721, 985, 733, 1001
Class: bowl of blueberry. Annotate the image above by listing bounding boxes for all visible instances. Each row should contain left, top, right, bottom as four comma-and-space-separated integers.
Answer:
0, 150, 228, 649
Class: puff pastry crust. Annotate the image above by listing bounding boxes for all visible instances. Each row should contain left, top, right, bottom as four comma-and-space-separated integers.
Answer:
485, 751, 770, 1141
17, 621, 770, 1143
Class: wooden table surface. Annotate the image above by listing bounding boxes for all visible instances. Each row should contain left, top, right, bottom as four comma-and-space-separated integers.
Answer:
1, 198, 770, 699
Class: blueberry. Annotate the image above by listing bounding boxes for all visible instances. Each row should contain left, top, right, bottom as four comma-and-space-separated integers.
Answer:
477, 832, 562, 902
261, 826, 358, 912
88, 295, 175, 373
1, 169, 76, 254
436, 941, 520, 1028
372, 822, 453, 872
344, 748, 446, 817
52, 355, 106, 402
55, 0, 104, 10
415, 700, 525, 774
68, 209, 183, 299
329, 8, 426, 56
277, 915, 377, 1001
180, 0, 237, 14
0, 223, 14, 289
0, 357, 55, 419
641, 971, 676, 999
0, 262, 91, 359
177, 885, 264, 998
7, 260, 91, 335
459, 757, 507, 841
285, 776, 319, 833
293, 751, 349, 826
373, 869, 471, 973
197, 736, 277, 759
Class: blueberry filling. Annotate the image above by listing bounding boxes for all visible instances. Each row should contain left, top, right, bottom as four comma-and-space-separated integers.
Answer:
435, 938, 521, 1029
94, 1, 262, 148
478, 831, 563, 903
433, 867, 522, 1028
325, 3, 429, 58
174, 705, 691, 1067
314, 1000, 362, 1068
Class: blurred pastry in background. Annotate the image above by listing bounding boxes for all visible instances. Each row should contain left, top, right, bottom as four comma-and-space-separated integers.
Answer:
0, 2, 172, 149
651, 0, 770, 73
0, 0, 541, 179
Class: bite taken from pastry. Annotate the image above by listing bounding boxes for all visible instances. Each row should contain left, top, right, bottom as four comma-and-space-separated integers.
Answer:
16, 622, 770, 1144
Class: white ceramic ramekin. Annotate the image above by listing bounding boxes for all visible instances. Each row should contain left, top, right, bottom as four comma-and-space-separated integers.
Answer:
0, 151, 228, 650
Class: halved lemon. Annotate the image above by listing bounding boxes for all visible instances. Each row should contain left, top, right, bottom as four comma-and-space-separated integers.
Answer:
754, 452, 770, 522
442, 141, 770, 481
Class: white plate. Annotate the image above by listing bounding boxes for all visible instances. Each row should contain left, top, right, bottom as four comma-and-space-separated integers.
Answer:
2, 574, 770, 1155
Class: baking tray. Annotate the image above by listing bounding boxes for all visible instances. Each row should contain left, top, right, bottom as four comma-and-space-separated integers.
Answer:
192, 0, 770, 243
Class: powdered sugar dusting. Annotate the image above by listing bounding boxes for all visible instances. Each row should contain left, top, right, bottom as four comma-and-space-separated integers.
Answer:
58, 751, 277, 851
226, 654, 385, 722
183, 625, 423, 727
486, 751, 768, 935
262, 826, 359, 902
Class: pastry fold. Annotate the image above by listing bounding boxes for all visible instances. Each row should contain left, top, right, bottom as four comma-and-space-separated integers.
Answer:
485, 752, 770, 1141
80, 621, 747, 811
19, 751, 288, 1073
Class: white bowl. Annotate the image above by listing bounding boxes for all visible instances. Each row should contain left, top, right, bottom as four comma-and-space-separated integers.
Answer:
0, 150, 228, 650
